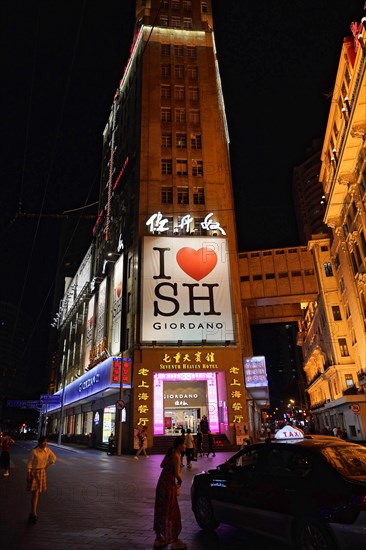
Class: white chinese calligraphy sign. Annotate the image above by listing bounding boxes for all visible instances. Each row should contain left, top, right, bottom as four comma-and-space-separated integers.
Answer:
141, 236, 235, 343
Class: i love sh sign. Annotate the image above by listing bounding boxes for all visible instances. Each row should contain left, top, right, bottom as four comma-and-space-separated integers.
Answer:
141, 236, 234, 343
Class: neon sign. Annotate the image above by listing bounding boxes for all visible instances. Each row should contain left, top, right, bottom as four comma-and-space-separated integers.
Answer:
146, 211, 226, 235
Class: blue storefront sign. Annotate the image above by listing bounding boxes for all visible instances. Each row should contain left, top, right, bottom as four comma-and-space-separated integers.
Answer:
47, 357, 127, 412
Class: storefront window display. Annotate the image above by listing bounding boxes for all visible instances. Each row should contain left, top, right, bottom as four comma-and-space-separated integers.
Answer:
102, 405, 116, 443
154, 372, 220, 435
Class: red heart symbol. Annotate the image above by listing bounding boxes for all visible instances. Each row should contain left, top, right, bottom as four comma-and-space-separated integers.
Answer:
176, 247, 217, 281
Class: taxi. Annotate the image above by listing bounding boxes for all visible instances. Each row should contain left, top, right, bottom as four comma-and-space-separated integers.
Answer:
191, 427, 366, 549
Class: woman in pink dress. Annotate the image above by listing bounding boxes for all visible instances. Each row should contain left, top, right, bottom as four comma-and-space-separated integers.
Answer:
153, 436, 187, 549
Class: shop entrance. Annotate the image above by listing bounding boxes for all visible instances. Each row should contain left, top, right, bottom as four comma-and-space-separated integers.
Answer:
154, 371, 222, 436
164, 407, 207, 434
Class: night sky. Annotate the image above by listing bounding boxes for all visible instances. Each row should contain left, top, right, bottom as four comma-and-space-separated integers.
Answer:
1, 0, 365, 394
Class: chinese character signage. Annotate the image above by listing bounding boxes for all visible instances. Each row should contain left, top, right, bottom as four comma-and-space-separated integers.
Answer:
244, 356, 268, 388
141, 237, 234, 343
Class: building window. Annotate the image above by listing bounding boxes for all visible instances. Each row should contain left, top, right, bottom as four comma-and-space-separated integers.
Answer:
176, 132, 187, 148
193, 187, 205, 204
345, 373, 354, 387
162, 159, 172, 175
187, 66, 198, 79
188, 86, 199, 101
176, 159, 188, 176
201, 2, 208, 13
175, 85, 185, 100
340, 277, 345, 293
161, 64, 171, 77
354, 243, 362, 268
127, 292, 132, 312
161, 44, 171, 56
161, 186, 173, 204
291, 271, 301, 277
183, 18, 193, 29
174, 45, 184, 57
338, 338, 349, 357
128, 256, 133, 278
265, 273, 275, 280
345, 303, 350, 319
275, 250, 284, 255
189, 109, 200, 124
162, 132, 172, 148
161, 85, 171, 99
183, 1, 192, 10
187, 46, 196, 57
175, 108, 186, 123
172, 0, 180, 9
172, 17, 181, 28
345, 66, 351, 84
161, 1, 169, 8
175, 65, 184, 78
332, 305, 342, 321
304, 269, 314, 276
191, 133, 202, 149
360, 231, 366, 257
240, 275, 249, 282
278, 272, 288, 278
160, 16, 169, 27
192, 159, 203, 176
177, 186, 189, 204
161, 108, 172, 122
350, 252, 358, 275
324, 262, 333, 277
263, 251, 272, 256
253, 274, 262, 281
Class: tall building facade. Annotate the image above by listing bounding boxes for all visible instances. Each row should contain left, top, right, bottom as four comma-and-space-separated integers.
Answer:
298, 17, 366, 440
47, 1, 250, 449
293, 139, 329, 244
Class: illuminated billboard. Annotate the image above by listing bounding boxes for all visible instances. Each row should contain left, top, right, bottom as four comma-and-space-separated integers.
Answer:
61, 245, 93, 323
244, 356, 268, 388
141, 236, 234, 343
111, 255, 124, 355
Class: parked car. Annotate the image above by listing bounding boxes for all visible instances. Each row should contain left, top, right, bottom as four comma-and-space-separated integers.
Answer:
191, 426, 366, 549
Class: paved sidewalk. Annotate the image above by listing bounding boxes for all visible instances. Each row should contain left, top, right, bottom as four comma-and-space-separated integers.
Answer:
0, 441, 285, 550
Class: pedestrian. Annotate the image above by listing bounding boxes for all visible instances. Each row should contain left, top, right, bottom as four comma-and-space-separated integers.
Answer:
133, 424, 141, 451
200, 415, 209, 454
134, 426, 148, 459
200, 415, 209, 435
206, 430, 216, 457
153, 436, 187, 549
332, 426, 338, 437
184, 428, 195, 469
0, 434, 15, 477
180, 428, 185, 466
27, 435, 57, 524
196, 427, 203, 457
107, 432, 116, 455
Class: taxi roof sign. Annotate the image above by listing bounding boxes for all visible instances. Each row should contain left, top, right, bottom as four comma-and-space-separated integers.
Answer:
275, 426, 304, 440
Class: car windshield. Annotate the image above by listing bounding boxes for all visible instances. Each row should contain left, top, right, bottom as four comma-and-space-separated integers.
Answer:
320, 445, 366, 478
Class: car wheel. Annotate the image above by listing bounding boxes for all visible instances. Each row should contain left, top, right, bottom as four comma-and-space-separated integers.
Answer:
193, 496, 220, 531
295, 517, 337, 550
